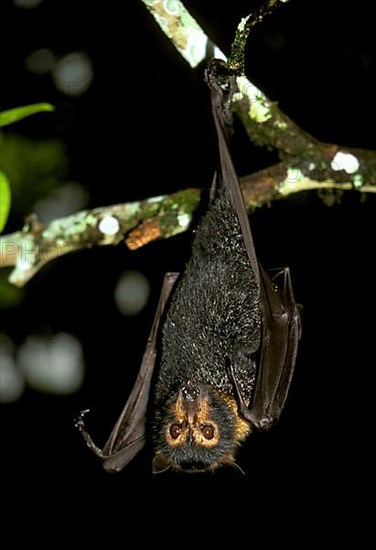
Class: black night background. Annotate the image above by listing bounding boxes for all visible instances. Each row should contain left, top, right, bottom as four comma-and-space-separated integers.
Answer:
1, 0, 374, 538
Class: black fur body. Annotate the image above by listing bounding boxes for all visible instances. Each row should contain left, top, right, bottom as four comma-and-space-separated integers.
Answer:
154, 185, 261, 408
149, 182, 262, 471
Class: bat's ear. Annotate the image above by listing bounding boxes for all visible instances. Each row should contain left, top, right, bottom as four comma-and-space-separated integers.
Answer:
152, 453, 171, 474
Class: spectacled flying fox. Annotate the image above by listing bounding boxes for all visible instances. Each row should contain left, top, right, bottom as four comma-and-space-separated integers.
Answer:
76, 63, 301, 474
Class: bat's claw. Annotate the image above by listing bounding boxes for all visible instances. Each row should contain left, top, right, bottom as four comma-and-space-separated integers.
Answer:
254, 416, 274, 431
74, 408, 91, 431
75, 409, 105, 458
243, 410, 274, 431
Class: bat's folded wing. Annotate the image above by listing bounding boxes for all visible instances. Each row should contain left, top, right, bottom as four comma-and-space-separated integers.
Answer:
250, 266, 301, 429
103, 272, 179, 472
77, 272, 179, 473
208, 71, 301, 430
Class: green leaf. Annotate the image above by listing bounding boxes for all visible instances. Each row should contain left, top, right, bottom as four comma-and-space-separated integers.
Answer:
0, 103, 55, 128
0, 171, 11, 232
1, 135, 68, 218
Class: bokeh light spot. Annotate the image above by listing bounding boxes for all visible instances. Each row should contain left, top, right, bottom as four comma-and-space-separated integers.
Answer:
33, 182, 89, 223
52, 52, 93, 96
114, 270, 150, 317
18, 333, 85, 394
25, 48, 56, 74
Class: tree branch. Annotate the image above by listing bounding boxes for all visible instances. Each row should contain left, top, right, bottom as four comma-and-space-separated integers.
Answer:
1, 1, 374, 287
0, 190, 200, 286
141, 0, 376, 190
1, 162, 374, 287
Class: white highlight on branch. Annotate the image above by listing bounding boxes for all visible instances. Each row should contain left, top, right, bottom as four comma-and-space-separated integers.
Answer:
141, 0, 213, 68
177, 212, 191, 228
331, 151, 360, 174
98, 215, 120, 235
214, 47, 227, 62
16, 258, 34, 272
279, 167, 304, 194
9, 262, 34, 286
148, 194, 165, 203
353, 174, 363, 189
238, 16, 250, 32
233, 75, 272, 123
186, 28, 208, 67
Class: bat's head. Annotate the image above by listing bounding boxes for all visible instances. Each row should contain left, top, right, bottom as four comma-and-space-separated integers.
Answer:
152, 380, 251, 473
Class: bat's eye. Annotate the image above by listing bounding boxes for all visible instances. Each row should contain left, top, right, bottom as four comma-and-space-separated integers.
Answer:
170, 424, 182, 439
201, 424, 215, 440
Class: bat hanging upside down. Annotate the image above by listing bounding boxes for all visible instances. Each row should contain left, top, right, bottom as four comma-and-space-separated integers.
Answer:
76, 63, 301, 474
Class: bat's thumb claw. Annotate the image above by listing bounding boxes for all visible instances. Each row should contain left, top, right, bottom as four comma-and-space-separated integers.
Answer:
74, 408, 91, 430
247, 411, 274, 430
256, 416, 274, 430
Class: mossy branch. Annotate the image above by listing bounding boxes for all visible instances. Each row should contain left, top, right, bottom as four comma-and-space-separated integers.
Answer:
1, 164, 374, 287
0, 190, 200, 286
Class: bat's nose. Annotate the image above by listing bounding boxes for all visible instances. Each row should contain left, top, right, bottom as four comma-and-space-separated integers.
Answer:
181, 380, 200, 402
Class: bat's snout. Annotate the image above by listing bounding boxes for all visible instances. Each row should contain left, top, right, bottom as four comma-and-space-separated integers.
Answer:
180, 380, 200, 402
179, 381, 206, 418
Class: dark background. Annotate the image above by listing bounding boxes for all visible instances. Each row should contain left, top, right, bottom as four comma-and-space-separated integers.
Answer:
1, 0, 374, 536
